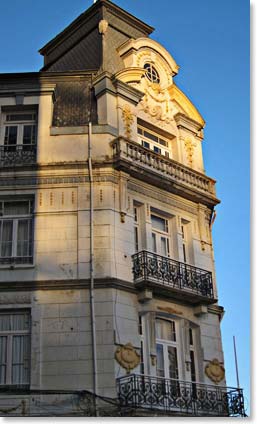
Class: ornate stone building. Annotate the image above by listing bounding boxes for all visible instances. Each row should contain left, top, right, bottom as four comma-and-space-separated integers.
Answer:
0, 0, 245, 417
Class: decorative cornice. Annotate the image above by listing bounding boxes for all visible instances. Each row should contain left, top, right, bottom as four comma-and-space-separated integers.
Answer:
128, 180, 197, 216
170, 84, 205, 128
0, 278, 136, 293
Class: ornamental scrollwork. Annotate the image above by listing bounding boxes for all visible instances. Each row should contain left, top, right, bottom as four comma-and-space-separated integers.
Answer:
121, 105, 134, 139
115, 343, 140, 373
205, 358, 225, 384
184, 137, 196, 166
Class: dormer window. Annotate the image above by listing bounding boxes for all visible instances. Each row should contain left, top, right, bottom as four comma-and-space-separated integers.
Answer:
144, 63, 160, 84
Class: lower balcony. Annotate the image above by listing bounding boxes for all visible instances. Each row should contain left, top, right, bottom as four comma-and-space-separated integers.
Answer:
117, 374, 245, 417
132, 251, 215, 304
0, 145, 37, 167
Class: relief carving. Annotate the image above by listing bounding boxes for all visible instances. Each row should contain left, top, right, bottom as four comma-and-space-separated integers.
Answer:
139, 83, 174, 125
115, 343, 140, 373
205, 359, 225, 384
122, 105, 134, 139
184, 137, 196, 166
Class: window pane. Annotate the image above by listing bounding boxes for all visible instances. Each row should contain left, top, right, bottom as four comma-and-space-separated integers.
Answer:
12, 335, 30, 385
156, 319, 176, 342
23, 125, 36, 145
12, 313, 30, 331
7, 114, 36, 122
0, 316, 11, 331
134, 227, 139, 252
141, 140, 150, 149
156, 344, 165, 378
151, 233, 157, 252
144, 130, 158, 143
0, 337, 7, 384
1, 221, 13, 257
4, 126, 17, 145
3, 201, 30, 216
151, 215, 167, 232
160, 237, 168, 256
168, 346, 179, 380
17, 219, 31, 257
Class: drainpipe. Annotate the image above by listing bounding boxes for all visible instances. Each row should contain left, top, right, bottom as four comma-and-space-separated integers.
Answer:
88, 121, 98, 413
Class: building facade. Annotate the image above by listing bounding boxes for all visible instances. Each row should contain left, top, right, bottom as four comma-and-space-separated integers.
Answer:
0, 0, 245, 416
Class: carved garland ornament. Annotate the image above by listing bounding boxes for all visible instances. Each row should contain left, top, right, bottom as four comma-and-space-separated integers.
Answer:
122, 105, 134, 139
184, 137, 196, 166
205, 359, 225, 384
115, 343, 140, 373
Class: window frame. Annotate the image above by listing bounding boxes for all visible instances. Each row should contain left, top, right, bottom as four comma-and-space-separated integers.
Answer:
0, 310, 31, 387
0, 199, 34, 265
1, 110, 37, 150
155, 318, 182, 381
137, 125, 171, 158
151, 213, 170, 257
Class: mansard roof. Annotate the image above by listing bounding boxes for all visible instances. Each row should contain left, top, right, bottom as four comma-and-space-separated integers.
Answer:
39, 0, 154, 72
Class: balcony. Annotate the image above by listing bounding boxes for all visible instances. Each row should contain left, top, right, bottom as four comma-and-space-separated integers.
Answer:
112, 137, 219, 207
0, 145, 37, 167
117, 374, 245, 417
132, 251, 215, 304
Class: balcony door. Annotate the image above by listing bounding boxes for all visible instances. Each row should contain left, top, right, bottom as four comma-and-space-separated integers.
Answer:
151, 214, 170, 257
155, 319, 180, 381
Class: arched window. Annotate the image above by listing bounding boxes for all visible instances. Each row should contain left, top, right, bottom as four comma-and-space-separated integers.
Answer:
144, 63, 160, 84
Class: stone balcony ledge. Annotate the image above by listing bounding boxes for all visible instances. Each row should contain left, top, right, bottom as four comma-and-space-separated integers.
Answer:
111, 137, 220, 207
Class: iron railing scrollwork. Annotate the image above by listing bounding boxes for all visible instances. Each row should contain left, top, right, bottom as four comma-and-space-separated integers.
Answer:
132, 251, 214, 300
0, 145, 37, 167
117, 374, 245, 417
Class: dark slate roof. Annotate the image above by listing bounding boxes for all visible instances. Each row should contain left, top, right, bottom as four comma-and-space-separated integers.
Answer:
52, 79, 97, 126
39, 0, 154, 73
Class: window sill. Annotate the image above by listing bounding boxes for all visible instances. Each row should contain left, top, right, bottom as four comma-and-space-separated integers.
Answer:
0, 263, 35, 270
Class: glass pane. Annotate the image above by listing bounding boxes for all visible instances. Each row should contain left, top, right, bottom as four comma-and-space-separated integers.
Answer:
12, 313, 30, 331
154, 146, 161, 154
168, 346, 179, 380
156, 319, 176, 341
23, 125, 36, 145
12, 335, 30, 385
1, 221, 13, 257
156, 344, 165, 378
0, 316, 11, 331
160, 237, 168, 256
151, 233, 157, 253
3, 201, 30, 216
4, 126, 17, 145
134, 227, 139, 252
190, 350, 196, 382
17, 220, 30, 257
0, 337, 7, 384
151, 215, 167, 232
7, 114, 36, 122
144, 130, 158, 143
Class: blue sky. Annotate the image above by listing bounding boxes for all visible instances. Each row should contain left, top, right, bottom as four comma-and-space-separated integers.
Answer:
0, 0, 250, 414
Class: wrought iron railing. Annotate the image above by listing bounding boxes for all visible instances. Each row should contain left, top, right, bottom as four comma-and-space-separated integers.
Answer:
112, 137, 216, 197
132, 251, 214, 300
0, 145, 37, 166
117, 374, 245, 417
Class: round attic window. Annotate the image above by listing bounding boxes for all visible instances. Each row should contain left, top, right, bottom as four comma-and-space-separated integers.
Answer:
144, 63, 160, 84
